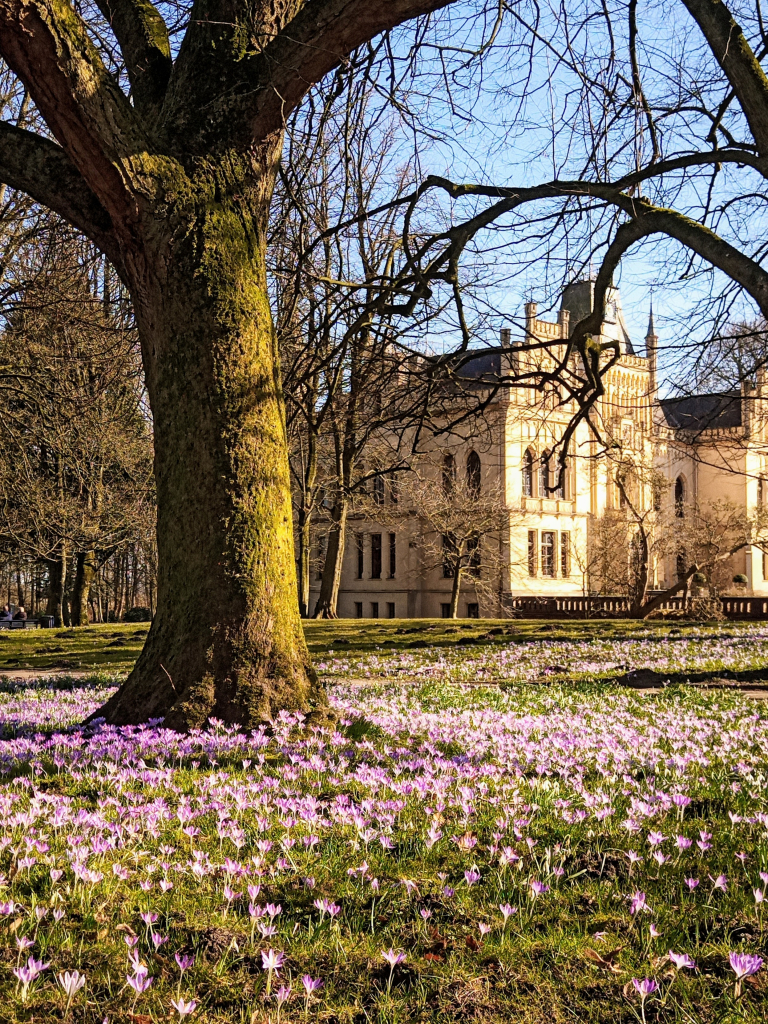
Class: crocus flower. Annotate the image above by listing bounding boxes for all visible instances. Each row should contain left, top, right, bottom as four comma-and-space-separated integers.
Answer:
729, 952, 763, 997
170, 997, 197, 1016
127, 972, 153, 994
729, 952, 763, 979
261, 948, 286, 997
669, 951, 695, 970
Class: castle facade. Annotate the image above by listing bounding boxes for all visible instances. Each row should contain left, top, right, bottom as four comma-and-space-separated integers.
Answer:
309, 281, 768, 618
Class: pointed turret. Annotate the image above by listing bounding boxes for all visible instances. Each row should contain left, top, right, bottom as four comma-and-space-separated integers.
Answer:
645, 299, 658, 395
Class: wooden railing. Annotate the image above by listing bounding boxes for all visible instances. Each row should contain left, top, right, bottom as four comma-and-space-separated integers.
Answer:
505, 594, 768, 620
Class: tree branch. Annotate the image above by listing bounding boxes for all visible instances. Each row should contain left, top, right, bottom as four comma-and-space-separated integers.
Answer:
682, 0, 768, 155
0, 0, 146, 224
94, 0, 171, 116
0, 121, 123, 274
165, 0, 456, 152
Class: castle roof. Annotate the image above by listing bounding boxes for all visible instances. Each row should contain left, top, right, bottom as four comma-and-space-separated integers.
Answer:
659, 391, 742, 432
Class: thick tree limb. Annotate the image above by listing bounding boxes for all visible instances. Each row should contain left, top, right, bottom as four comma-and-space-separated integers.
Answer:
164, 0, 456, 152
682, 0, 768, 155
0, 121, 123, 272
0, 0, 146, 224
94, 0, 172, 115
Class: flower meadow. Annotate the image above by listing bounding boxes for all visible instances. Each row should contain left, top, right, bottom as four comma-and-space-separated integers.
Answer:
315, 624, 768, 684
0, 636, 766, 1021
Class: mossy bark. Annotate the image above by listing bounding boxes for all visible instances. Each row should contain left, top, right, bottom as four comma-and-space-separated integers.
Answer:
96, 149, 323, 730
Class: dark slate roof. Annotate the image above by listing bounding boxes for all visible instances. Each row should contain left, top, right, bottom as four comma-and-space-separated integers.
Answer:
431, 349, 503, 387
659, 391, 742, 432
452, 350, 502, 380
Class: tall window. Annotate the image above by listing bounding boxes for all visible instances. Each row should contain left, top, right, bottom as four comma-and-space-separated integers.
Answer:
652, 481, 663, 512
541, 531, 556, 577
522, 448, 535, 497
468, 536, 480, 577
388, 471, 399, 504
759, 476, 765, 506
467, 450, 481, 497
540, 452, 550, 497
388, 533, 396, 578
560, 532, 571, 576
553, 462, 565, 499
527, 530, 538, 576
355, 534, 364, 579
371, 534, 382, 579
373, 474, 385, 505
675, 476, 685, 518
676, 549, 686, 579
442, 453, 456, 495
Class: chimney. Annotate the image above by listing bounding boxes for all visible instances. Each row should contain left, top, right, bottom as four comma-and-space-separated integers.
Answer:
500, 327, 511, 347
524, 301, 537, 339
645, 300, 658, 397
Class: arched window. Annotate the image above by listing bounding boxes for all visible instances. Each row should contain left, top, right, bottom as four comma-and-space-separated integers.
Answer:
522, 449, 535, 497
540, 452, 550, 497
442, 453, 456, 496
674, 476, 685, 518
466, 450, 481, 497
553, 460, 567, 500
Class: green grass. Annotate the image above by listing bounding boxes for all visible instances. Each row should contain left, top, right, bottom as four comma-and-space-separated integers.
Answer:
0, 617, 751, 676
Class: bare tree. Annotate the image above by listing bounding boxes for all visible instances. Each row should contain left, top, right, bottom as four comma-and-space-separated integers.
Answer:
404, 459, 509, 618
0, 225, 154, 625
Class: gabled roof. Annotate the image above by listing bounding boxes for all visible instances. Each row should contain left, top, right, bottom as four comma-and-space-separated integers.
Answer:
659, 391, 742, 432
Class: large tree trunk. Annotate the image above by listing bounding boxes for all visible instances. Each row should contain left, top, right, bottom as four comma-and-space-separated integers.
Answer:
313, 499, 348, 618
71, 550, 97, 626
97, 154, 323, 730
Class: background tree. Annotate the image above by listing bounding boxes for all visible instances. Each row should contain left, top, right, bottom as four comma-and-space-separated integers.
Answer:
0, 224, 154, 625
405, 458, 509, 618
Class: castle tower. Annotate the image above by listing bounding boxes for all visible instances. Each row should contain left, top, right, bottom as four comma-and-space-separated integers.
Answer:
645, 300, 658, 396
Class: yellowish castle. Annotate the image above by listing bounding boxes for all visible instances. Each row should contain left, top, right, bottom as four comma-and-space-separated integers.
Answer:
310, 282, 768, 618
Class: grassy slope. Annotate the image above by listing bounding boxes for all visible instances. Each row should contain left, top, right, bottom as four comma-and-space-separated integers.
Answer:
0, 617, 744, 675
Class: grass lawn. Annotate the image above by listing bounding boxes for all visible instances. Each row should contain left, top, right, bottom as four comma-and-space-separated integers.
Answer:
0, 621, 767, 1021
0, 616, 764, 679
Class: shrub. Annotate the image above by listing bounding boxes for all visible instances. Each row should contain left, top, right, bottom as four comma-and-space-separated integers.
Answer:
123, 606, 152, 622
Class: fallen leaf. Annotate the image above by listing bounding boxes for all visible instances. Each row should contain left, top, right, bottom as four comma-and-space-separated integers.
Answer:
424, 952, 444, 962
465, 935, 481, 951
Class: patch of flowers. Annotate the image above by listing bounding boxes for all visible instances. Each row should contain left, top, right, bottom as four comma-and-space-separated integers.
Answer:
316, 624, 768, 683
0, 665, 766, 1020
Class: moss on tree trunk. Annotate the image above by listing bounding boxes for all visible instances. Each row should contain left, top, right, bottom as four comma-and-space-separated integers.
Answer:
96, 153, 323, 730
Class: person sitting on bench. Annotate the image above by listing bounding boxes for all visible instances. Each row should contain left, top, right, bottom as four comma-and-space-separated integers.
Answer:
0, 605, 11, 621
12, 606, 27, 621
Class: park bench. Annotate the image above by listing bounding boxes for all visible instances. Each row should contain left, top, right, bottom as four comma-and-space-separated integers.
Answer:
0, 620, 41, 630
